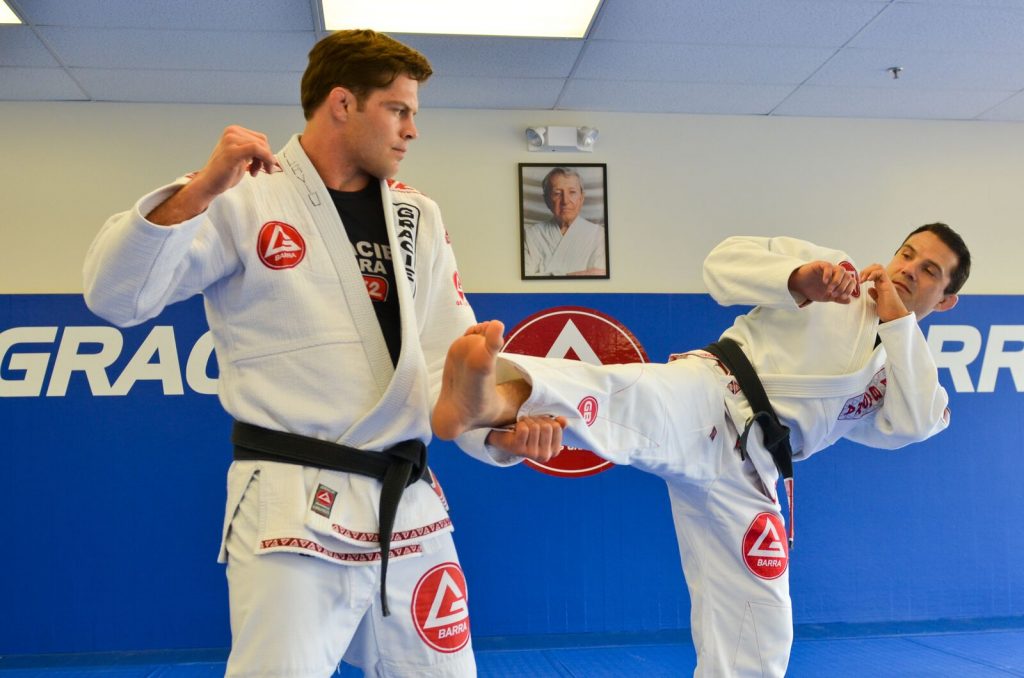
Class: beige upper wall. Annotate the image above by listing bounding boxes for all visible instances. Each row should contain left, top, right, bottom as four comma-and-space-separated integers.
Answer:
1, 101, 1019, 294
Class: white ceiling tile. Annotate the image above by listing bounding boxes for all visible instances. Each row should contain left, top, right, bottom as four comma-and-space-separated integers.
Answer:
810, 47, 1024, 89
18, 0, 315, 31
976, 90, 1024, 119
396, 35, 584, 78
0, 26, 60, 67
773, 84, 1015, 119
577, 40, 834, 84
71, 68, 301, 104
1, 0, 1022, 120
419, 76, 565, 109
0, 67, 86, 100
896, 0, 1024, 8
559, 78, 795, 114
592, 0, 887, 47
852, 3, 1024, 54
39, 27, 315, 71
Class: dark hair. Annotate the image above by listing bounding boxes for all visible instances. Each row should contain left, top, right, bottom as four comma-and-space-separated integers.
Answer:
541, 167, 584, 212
300, 29, 432, 120
902, 222, 971, 294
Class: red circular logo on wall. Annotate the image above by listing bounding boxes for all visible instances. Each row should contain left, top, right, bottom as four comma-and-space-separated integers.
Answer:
412, 563, 471, 653
257, 221, 306, 269
742, 512, 789, 580
502, 306, 649, 478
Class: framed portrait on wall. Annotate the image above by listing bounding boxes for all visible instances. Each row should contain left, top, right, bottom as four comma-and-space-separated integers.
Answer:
519, 163, 609, 279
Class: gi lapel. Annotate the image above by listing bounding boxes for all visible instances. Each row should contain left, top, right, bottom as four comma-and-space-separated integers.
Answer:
277, 134, 395, 396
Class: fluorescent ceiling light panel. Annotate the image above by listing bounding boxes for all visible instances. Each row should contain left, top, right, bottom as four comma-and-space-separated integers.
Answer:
323, 0, 599, 38
0, 0, 22, 24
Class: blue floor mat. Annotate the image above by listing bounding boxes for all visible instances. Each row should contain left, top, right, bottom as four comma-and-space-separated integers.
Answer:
3, 626, 1022, 676
787, 634, 1024, 677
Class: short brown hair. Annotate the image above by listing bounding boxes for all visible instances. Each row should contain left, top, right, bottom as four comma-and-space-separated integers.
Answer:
300, 29, 432, 120
902, 222, 971, 295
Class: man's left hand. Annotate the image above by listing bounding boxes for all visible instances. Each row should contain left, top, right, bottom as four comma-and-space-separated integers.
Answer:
860, 263, 911, 322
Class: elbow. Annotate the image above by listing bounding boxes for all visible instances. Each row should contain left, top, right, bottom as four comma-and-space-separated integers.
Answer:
83, 296, 139, 328
889, 416, 947, 448
81, 283, 145, 329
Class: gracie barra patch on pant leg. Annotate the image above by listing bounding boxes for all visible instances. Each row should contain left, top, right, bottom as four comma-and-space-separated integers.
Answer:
742, 512, 789, 579
412, 562, 471, 653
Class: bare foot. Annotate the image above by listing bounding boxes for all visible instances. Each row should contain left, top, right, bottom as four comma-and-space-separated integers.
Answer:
432, 321, 510, 440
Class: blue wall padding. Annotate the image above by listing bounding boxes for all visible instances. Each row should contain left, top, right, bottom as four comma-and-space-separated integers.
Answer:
1, 293, 1021, 654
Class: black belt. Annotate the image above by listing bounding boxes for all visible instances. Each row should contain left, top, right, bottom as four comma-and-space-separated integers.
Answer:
231, 420, 429, 616
704, 338, 795, 548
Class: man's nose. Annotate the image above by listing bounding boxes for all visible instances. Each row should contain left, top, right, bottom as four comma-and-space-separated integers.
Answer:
403, 119, 418, 140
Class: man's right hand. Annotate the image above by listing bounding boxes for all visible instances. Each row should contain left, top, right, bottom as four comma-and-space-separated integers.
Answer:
788, 260, 858, 305
147, 126, 280, 226
486, 416, 567, 463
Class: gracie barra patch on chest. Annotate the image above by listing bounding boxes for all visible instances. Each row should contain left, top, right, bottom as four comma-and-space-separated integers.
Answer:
258, 221, 306, 269
838, 367, 887, 421
393, 202, 419, 296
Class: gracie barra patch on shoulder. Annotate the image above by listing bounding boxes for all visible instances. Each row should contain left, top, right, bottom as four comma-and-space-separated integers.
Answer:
453, 270, 468, 306
838, 368, 887, 421
310, 484, 337, 518
742, 513, 789, 579
412, 563, 470, 653
258, 221, 306, 270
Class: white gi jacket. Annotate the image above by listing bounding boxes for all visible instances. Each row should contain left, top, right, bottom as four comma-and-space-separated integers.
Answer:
84, 134, 499, 566
492, 235, 950, 499
523, 216, 606, 276
703, 236, 951, 485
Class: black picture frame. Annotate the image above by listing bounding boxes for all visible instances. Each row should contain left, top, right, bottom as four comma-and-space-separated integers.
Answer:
519, 163, 609, 280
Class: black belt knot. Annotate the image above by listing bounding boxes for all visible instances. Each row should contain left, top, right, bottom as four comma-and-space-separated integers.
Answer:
231, 420, 428, 616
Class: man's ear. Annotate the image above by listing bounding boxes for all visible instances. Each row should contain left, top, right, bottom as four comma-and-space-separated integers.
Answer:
934, 293, 959, 313
327, 86, 355, 119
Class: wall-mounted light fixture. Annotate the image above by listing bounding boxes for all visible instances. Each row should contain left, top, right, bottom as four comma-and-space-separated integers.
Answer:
525, 126, 599, 152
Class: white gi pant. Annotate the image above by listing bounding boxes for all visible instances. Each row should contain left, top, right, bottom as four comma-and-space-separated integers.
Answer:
224, 472, 476, 678
506, 354, 792, 677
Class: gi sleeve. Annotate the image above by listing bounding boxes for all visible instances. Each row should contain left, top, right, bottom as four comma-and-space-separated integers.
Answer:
703, 235, 852, 309
845, 313, 951, 449
83, 179, 241, 327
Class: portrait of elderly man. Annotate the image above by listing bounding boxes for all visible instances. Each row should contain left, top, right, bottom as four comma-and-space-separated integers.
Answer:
522, 166, 607, 277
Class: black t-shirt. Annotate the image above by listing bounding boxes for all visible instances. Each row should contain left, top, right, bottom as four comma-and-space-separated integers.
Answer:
329, 182, 402, 366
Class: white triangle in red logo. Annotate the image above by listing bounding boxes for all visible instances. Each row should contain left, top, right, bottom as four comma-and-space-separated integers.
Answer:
747, 520, 787, 559
545, 320, 602, 364
264, 224, 301, 258
423, 571, 468, 629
